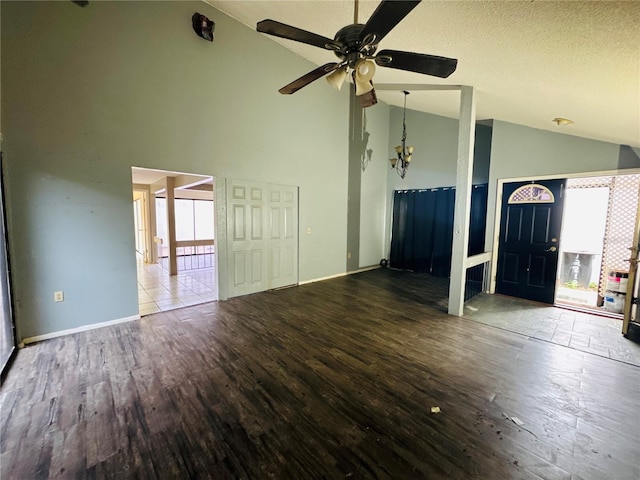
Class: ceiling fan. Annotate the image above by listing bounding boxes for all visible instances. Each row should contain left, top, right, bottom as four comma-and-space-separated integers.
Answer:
256, 0, 457, 107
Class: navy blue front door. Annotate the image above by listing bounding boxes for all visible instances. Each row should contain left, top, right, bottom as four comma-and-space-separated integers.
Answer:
496, 179, 566, 304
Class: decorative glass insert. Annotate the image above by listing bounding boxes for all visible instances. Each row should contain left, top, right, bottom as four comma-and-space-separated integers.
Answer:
508, 184, 555, 204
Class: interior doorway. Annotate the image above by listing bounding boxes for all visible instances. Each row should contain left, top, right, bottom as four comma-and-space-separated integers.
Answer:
131, 167, 218, 316
132, 190, 148, 261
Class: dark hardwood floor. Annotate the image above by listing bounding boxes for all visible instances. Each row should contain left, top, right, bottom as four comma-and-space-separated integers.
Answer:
1, 269, 639, 479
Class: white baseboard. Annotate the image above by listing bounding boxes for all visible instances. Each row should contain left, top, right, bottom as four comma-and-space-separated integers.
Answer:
298, 265, 379, 286
355, 265, 381, 273
19, 267, 381, 345
20, 314, 141, 346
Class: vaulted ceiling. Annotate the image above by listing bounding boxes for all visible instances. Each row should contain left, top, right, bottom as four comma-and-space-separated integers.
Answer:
208, 1, 640, 148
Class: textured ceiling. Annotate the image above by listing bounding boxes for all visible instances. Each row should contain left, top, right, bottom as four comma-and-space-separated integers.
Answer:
207, 0, 640, 148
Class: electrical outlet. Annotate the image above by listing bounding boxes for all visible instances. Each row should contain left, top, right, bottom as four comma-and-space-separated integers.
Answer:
54, 291, 64, 302
347, 252, 352, 259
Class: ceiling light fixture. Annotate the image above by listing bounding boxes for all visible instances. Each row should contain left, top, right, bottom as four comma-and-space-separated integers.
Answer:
257, 0, 457, 103
326, 59, 379, 107
326, 66, 348, 91
390, 91, 413, 179
552, 117, 573, 126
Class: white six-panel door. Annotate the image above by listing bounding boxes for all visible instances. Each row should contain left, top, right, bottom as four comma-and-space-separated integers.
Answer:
227, 179, 268, 297
268, 184, 298, 289
226, 179, 298, 298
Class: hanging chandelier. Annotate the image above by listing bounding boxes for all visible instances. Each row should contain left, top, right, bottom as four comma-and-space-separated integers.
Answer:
389, 91, 414, 178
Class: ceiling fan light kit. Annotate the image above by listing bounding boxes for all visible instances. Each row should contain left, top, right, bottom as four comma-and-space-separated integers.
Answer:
256, 0, 457, 108
358, 88, 378, 108
326, 67, 349, 90
354, 59, 376, 96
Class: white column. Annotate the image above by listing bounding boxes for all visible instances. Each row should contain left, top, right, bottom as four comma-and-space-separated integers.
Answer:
448, 86, 476, 316
166, 176, 178, 276
147, 186, 158, 264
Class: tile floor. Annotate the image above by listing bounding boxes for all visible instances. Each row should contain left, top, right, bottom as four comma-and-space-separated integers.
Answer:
136, 256, 217, 316
463, 292, 640, 367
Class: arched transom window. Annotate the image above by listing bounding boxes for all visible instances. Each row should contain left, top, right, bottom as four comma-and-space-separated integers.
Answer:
508, 184, 555, 204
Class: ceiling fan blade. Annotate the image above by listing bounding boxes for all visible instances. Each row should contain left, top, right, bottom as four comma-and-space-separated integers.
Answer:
375, 49, 458, 78
257, 19, 336, 50
359, 1, 421, 44
279, 63, 340, 95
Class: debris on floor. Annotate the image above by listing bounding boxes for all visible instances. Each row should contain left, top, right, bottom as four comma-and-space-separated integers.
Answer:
502, 412, 524, 425
511, 416, 524, 426
502, 412, 537, 438
430, 406, 441, 414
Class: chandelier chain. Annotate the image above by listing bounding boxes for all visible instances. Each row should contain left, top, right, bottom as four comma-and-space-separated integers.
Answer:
389, 90, 412, 179
401, 91, 408, 148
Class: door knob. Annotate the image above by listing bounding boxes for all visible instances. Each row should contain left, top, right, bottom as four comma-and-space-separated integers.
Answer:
545, 246, 557, 252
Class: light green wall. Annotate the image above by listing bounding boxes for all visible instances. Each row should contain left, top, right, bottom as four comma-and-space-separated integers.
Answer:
619, 145, 640, 169
346, 94, 363, 272
383, 107, 458, 258
386, 106, 492, 192
1, 1, 390, 339
490, 120, 622, 180
3, 2, 632, 340
381, 111, 627, 263
382, 106, 492, 258
358, 100, 390, 268
486, 120, 626, 250
345, 93, 390, 271
0, 2, 2, 143
473, 124, 493, 185
386, 106, 459, 191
